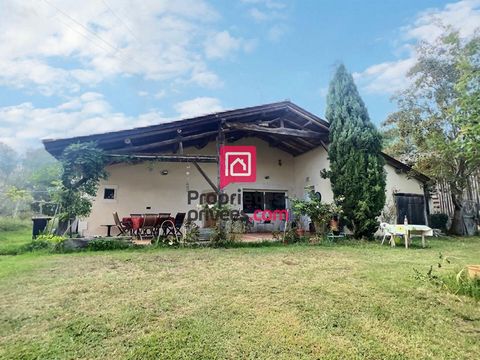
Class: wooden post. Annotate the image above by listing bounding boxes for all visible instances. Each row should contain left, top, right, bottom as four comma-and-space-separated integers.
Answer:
216, 120, 225, 233
216, 120, 225, 196
177, 129, 183, 155
192, 161, 219, 194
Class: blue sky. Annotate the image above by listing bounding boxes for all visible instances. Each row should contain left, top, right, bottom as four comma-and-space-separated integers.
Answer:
0, 0, 479, 150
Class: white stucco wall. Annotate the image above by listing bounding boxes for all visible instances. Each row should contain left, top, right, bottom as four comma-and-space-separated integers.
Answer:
85, 137, 296, 236
83, 138, 426, 236
293, 146, 334, 202
292, 146, 425, 204
384, 163, 424, 197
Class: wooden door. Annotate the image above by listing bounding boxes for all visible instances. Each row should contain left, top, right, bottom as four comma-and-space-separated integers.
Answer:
395, 194, 426, 225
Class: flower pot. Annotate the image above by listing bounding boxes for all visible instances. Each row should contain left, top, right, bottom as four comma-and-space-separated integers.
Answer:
467, 265, 480, 279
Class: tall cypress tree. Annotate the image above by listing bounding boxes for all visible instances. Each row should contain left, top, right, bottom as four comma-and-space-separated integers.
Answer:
325, 64, 386, 238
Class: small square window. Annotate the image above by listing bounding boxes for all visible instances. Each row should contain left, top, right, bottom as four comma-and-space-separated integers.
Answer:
104, 188, 116, 200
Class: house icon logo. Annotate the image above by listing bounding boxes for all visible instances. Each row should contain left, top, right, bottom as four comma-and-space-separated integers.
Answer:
220, 146, 256, 189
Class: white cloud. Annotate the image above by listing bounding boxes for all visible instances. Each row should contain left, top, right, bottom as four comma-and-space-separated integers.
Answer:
204, 31, 255, 59
242, 0, 289, 40
0, 0, 249, 95
353, 58, 417, 94
404, 0, 480, 41
241, 0, 286, 10
0, 93, 170, 150
354, 0, 480, 94
174, 97, 223, 118
154, 90, 167, 99
249, 8, 269, 22
268, 24, 288, 42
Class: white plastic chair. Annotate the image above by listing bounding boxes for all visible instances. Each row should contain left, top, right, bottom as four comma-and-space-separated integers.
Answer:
380, 222, 404, 246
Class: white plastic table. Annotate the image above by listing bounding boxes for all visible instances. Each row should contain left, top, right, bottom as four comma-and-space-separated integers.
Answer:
385, 224, 433, 248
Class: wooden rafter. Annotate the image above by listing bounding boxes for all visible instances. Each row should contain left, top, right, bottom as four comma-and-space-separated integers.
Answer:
226, 122, 323, 139
106, 154, 217, 163
113, 130, 224, 154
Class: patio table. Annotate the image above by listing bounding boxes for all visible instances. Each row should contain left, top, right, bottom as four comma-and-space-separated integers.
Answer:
101, 224, 115, 237
385, 224, 433, 248
122, 216, 143, 231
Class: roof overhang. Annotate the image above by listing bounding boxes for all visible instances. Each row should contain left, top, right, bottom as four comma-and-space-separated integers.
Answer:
43, 100, 330, 158
382, 153, 430, 184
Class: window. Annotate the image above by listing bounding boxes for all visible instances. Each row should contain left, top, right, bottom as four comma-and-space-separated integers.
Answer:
265, 192, 286, 211
242, 191, 286, 213
243, 191, 264, 213
103, 187, 116, 200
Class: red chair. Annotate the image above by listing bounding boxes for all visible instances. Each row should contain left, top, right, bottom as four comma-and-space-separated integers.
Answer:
139, 214, 157, 239
113, 212, 131, 235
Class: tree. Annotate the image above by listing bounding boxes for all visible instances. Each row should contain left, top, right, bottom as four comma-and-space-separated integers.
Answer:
324, 64, 386, 239
0, 142, 17, 181
20, 149, 61, 216
454, 37, 480, 165
54, 142, 107, 235
384, 29, 480, 235
5, 186, 33, 218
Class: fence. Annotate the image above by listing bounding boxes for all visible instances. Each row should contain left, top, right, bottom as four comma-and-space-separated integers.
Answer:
431, 173, 480, 216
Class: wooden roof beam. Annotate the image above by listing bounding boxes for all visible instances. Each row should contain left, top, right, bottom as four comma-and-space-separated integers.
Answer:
112, 130, 226, 154
286, 105, 330, 131
226, 122, 323, 139
106, 154, 218, 163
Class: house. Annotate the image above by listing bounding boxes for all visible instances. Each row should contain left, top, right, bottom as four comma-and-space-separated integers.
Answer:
43, 101, 430, 236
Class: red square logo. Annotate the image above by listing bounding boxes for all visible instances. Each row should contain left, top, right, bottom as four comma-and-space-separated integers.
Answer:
220, 145, 256, 189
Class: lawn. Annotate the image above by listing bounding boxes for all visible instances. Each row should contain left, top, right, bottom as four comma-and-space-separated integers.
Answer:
0, 218, 32, 255
0, 229, 479, 359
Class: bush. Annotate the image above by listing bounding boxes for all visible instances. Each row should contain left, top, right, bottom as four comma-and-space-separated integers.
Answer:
19, 240, 52, 253
283, 228, 300, 244
210, 224, 236, 247
429, 213, 449, 231
87, 238, 132, 251
183, 222, 200, 243
36, 233, 65, 244
291, 193, 343, 236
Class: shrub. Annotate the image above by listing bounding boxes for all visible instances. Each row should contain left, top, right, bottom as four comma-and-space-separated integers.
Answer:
87, 238, 132, 251
183, 221, 200, 243
36, 233, 65, 244
429, 213, 449, 232
291, 193, 343, 235
283, 228, 300, 244
19, 240, 52, 253
209, 224, 236, 247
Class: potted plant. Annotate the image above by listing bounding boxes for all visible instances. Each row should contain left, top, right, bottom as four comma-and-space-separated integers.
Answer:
291, 192, 343, 236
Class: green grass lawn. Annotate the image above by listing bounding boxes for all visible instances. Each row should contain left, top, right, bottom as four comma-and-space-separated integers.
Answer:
0, 228, 479, 359
0, 218, 32, 255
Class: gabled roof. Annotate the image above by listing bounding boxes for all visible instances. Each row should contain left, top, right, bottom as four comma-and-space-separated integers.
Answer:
43, 100, 330, 157
42, 100, 429, 183
382, 152, 430, 183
